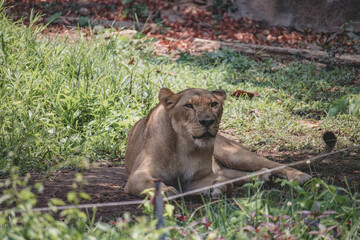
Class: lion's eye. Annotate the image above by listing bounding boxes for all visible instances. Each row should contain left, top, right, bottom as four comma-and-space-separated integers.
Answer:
184, 103, 194, 109
211, 102, 219, 108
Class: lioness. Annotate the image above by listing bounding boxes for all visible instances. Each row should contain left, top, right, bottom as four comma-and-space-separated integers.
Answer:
124, 88, 336, 197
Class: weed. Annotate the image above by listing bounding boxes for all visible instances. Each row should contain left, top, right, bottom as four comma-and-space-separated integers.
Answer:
212, 0, 238, 19
322, 20, 360, 66
121, 0, 149, 20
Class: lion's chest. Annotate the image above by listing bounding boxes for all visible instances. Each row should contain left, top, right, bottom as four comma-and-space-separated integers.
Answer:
163, 154, 212, 189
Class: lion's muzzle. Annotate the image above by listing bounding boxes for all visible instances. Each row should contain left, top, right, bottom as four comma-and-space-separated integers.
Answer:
194, 132, 215, 139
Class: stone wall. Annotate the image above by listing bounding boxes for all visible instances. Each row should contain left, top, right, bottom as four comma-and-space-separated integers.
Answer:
228, 0, 360, 32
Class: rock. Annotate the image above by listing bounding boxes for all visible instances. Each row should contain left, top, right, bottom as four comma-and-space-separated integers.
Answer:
79, 7, 90, 16
161, 9, 185, 23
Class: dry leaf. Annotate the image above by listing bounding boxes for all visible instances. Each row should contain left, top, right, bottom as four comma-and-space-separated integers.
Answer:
128, 58, 135, 65
231, 90, 259, 99
156, 69, 177, 76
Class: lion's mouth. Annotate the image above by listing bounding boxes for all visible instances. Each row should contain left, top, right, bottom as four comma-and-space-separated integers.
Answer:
193, 132, 215, 139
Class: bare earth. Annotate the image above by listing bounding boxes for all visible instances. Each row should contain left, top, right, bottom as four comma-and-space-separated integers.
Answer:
25, 151, 359, 221
29, 164, 143, 222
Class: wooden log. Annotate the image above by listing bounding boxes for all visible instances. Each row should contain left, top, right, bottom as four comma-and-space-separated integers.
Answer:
192, 38, 360, 67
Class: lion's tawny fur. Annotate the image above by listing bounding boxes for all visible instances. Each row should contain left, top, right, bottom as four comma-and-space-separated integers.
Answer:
124, 88, 336, 197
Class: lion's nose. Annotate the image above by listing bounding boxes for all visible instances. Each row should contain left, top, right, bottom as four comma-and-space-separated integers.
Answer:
199, 119, 215, 127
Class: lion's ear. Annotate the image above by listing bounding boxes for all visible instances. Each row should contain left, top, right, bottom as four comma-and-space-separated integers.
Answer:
159, 88, 180, 110
212, 89, 226, 102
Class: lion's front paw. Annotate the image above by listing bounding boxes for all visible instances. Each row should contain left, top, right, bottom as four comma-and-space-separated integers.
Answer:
287, 170, 311, 184
163, 186, 180, 196
210, 183, 233, 199
210, 176, 233, 199
259, 168, 272, 182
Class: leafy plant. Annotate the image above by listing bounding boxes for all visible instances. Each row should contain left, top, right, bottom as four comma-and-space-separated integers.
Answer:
47, 12, 62, 24
329, 94, 360, 117
212, 0, 238, 19
78, 16, 89, 27
322, 20, 360, 66
121, 0, 149, 20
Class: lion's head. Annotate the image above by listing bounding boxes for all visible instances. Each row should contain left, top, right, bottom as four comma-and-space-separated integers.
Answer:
158, 88, 226, 149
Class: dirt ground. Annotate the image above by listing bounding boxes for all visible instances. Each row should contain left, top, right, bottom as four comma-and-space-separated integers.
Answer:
1, 131, 359, 221
29, 164, 144, 222
27, 163, 206, 222
22, 148, 359, 222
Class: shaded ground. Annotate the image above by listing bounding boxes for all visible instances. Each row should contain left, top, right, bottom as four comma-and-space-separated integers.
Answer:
27, 163, 205, 222
5, 0, 360, 55
29, 164, 143, 222
23, 148, 359, 221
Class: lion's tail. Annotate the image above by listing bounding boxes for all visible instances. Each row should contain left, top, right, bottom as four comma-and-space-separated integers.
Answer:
296, 131, 337, 170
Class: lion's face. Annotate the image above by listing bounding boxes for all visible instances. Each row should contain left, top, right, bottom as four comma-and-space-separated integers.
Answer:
159, 88, 226, 149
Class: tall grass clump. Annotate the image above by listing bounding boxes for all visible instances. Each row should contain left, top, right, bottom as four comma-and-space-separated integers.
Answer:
0, 4, 172, 173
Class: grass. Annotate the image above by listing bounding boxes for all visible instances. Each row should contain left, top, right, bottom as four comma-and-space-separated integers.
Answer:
1, 6, 359, 173
0, 3, 359, 239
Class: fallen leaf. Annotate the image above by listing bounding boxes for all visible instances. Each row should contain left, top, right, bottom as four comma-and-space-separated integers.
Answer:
156, 69, 177, 76
128, 58, 135, 65
299, 120, 320, 128
231, 90, 259, 99
175, 214, 187, 222
330, 86, 341, 92
201, 217, 212, 229
249, 108, 262, 117
243, 225, 256, 232
7, 1, 359, 55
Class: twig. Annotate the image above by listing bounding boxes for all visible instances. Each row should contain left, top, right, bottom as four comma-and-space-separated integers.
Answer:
232, 197, 250, 218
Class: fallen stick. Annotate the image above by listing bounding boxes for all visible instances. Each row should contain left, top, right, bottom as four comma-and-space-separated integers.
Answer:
192, 38, 360, 67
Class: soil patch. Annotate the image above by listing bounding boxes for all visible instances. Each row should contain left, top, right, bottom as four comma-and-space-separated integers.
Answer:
8, 150, 356, 222
5, 0, 360, 56
24, 165, 141, 222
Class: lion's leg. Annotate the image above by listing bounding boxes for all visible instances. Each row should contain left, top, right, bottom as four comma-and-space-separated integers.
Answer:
214, 135, 311, 184
185, 174, 233, 199
217, 168, 272, 186
124, 168, 179, 197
